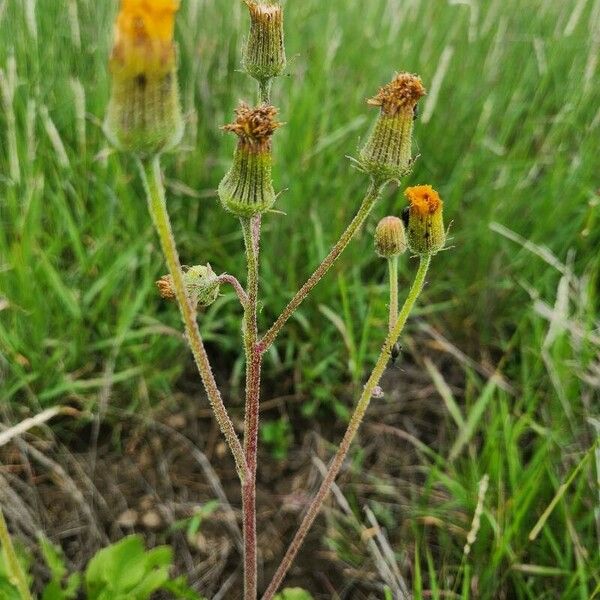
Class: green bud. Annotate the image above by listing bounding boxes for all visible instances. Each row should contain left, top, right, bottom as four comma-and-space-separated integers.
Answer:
242, 0, 286, 85
403, 185, 446, 256
374, 216, 407, 258
156, 264, 220, 310
218, 103, 281, 217
359, 72, 426, 183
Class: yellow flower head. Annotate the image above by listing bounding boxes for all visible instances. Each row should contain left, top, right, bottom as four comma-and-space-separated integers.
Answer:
405, 185, 443, 216
404, 185, 445, 256
111, 0, 180, 78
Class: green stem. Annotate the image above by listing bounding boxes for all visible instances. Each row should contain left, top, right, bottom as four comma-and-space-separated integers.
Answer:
241, 216, 262, 600
261, 255, 431, 600
259, 78, 272, 104
139, 156, 247, 482
259, 179, 384, 353
0, 509, 32, 600
388, 255, 399, 333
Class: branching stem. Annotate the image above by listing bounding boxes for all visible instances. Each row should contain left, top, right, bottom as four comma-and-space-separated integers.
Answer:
259, 179, 384, 353
261, 255, 431, 599
218, 273, 249, 308
139, 156, 247, 482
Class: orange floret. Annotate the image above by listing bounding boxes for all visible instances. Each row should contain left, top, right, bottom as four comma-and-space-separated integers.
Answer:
405, 185, 442, 216
110, 0, 180, 78
116, 0, 180, 43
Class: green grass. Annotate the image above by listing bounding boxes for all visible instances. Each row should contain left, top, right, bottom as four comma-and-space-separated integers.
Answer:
0, 0, 599, 597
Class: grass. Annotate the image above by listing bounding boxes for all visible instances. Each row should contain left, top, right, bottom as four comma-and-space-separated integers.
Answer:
0, 0, 599, 597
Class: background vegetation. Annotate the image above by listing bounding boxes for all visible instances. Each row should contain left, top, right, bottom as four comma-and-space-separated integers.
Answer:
0, 0, 599, 598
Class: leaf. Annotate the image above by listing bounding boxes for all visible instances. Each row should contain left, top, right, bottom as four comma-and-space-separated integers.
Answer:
39, 536, 67, 581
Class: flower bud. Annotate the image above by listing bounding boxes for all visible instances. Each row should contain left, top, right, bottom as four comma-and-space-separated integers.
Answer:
403, 185, 446, 256
374, 216, 407, 258
156, 264, 220, 309
218, 103, 281, 217
359, 73, 426, 183
242, 1, 286, 84
104, 0, 183, 156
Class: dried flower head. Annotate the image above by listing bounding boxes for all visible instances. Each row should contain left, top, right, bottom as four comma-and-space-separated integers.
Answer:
156, 265, 220, 309
367, 72, 426, 116
223, 103, 281, 147
218, 103, 280, 217
403, 185, 446, 256
358, 72, 426, 183
156, 274, 176, 299
374, 216, 407, 258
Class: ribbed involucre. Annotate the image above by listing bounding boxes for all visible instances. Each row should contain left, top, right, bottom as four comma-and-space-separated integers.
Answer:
243, 1, 286, 83
359, 108, 414, 183
218, 143, 276, 217
104, 68, 183, 156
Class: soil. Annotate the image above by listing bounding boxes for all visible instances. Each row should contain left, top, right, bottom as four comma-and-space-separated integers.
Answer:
0, 340, 463, 599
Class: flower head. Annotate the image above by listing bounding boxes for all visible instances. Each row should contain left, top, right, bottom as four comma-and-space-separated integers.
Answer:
403, 185, 446, 255
218, 103, 281, 217
223, 102, 281, 149
105, 0, 183, 156
405, 185, 442, 216
242, 0, 286, 84
358, 72, 426, 183
156, 265, 220, 310
111, 0, 180, 78
374, 216, 407, 258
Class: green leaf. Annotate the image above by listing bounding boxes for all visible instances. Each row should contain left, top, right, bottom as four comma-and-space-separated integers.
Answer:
39, 536, 67, 581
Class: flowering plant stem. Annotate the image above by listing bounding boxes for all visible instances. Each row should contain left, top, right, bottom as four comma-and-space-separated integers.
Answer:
241, 215, 262, 600
138, 156, 247, 482
388, 255, 399, 332
259, 178, 384, 353
261, 254, 431, 599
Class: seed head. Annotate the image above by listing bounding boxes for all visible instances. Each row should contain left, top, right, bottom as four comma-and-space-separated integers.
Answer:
218, 103, 281, 217
403, 185, 446, 256
374, 216, 407, 258
358, 72, 426, 184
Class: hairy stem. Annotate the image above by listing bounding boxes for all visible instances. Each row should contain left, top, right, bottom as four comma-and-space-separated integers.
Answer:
259, 179, 384, 352
218, 273, 249, 308
241, 215, 262, 600
262, 255, 431, 599
139, 156, 247, 482
0, 509, 32, 600
388, 255, 399, 333
259, 79, 272, 104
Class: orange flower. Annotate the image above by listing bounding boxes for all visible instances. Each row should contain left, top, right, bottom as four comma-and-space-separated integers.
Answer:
403, 185, 445, 256
111, 0, 180, 78
405, 185, 443, 216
